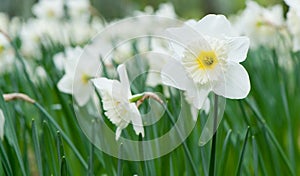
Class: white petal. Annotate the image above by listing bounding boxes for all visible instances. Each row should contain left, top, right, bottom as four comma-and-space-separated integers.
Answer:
186, 84, 211, 109
73, 82, 93, 106
117, 64, 131, 97
194, 14, 235, 38
161, 59, 191, 91
64, 58, 77, 75
227, 37, 250, 62
213, 63, 250, 99
115, 127, 122, 140
78, 50, 100, 77
190, 106, 199, 121
92, 78, 114, 92
0, 109, 5, 140
130, 104, 144, 137
57, 75, 73, 94
165, 24, 208, 51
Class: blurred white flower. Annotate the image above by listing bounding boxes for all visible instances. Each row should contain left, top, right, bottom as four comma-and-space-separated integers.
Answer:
0, 13, 9, 33
155, 3, 177, 18
67, 0, 91, 20
162, 14, 250, 110
0, 109, 5, 140
0, 33, 9, 54
57, 46, 100, 106
134, 2, 177, 18
92, 64, 144, 140
20, 19, 66, 57
113, 38, 149, 64
65, 20, 99, 45
232, 1, 285, 49
0, 34, 15, 74
145, 38, 170, 87
285, 0, 300, 51
32, 0, 64, 19
54, 47, 82, 71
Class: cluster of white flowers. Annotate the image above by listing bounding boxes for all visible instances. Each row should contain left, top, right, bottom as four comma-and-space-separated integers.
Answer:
52, 2, 251, 140
232, 1, 286, 49
231, 0, 300, 52
19, 0, 104, 58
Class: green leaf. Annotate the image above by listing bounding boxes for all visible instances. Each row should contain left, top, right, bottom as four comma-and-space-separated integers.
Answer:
31, 119, 43, 176
235, 126, 250, 176
0, 91, 26, 176
0, 140, 12, 176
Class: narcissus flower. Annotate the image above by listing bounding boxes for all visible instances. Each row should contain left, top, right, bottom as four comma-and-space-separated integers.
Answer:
285, 0, 300, 51
162, 14, 250, 109
232, 1, 285, 49
0, 109, 5, 140
92, 64, 144, 140
57, 46, 100, 106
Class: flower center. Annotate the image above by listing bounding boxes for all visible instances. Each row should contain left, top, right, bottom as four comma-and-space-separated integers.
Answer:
47, 9, 55, 18
81, 74, 92, 84
197, 51, 218, 70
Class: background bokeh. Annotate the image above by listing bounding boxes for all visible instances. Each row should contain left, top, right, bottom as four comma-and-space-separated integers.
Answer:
0, 0, 287, 20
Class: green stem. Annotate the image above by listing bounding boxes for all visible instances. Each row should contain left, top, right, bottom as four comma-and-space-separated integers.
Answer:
33, 102, 88, 169
117, 143, 123, 176
209, 94, 218, 176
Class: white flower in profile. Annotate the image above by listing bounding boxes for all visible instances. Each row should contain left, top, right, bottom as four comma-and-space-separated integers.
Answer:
285, 0, 300, 51
32, 0, 64, 19
57, 46, 100, 106
0, 109, 5, 140
232, 1, 285, 49
161, 14, 250, 110
92, 64, 144, 140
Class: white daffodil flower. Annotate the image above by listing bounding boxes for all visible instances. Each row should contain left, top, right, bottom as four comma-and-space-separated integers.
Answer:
92, 64, 144, 140
32, 0, 64, 19
57, 46, 100, 106
161, 14, 250, 110
232, 1, 285, 49
0, 109, 5, 140
285, 0, 300, 51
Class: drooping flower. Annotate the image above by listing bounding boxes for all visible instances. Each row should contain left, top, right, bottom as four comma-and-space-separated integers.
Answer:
57, 46, 100, 106
285, 0, 300, 51
0, 109, 5, 140
161, 14, 250, 110
92, 64, 144, 140
232, 1, 285, 49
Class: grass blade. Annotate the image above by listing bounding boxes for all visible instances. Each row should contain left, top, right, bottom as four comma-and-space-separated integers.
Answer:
33, 102, 88, 169
60, 156, 68, 176
31, 119, 43, 176
218, 129, 232, 175
235, 126, 250, 176
245, 99, 295, 175
0, 140, 13, 176
252, 136, 258, 176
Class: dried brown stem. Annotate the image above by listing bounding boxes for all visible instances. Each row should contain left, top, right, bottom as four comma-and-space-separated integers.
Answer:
3, 93, 35, 104
136, 92, 163, 108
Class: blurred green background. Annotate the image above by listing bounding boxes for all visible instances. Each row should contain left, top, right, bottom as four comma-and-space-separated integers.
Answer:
0, 0, 286, 20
